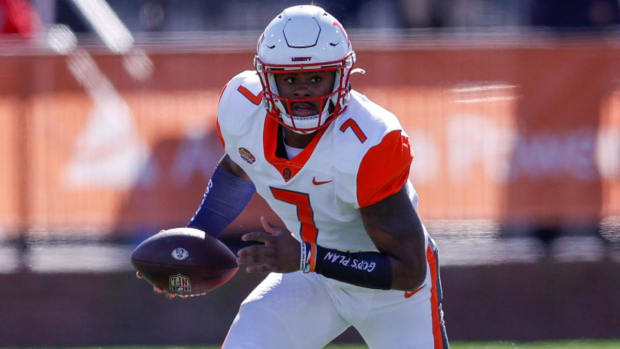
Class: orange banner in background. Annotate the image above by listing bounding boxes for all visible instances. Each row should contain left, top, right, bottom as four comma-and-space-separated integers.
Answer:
0, 40, 618, 238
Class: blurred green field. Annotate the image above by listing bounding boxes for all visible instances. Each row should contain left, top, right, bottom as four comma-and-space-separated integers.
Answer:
63, 340, 620, 349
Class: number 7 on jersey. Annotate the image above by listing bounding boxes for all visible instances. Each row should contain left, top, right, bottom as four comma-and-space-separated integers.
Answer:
270, 187, 318, 243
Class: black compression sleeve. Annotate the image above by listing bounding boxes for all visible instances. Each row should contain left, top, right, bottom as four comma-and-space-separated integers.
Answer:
306, 243, 392, 290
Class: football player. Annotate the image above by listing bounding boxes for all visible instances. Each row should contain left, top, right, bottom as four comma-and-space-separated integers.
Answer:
187, 5, 449, 348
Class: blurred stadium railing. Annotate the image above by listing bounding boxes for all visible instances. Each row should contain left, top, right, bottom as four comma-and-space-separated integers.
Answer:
0, 29, 619, 273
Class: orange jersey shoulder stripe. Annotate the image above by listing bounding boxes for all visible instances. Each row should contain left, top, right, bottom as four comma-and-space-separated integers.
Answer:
427, 245, 447, 349
357, 130, 413, 207
216, 119, 225, 148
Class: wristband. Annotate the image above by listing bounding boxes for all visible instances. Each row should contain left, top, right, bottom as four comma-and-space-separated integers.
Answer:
299, 240, 307, 271
300, 241, 316, 273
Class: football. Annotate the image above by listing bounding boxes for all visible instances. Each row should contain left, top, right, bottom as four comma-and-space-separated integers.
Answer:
131, 227, 238, 296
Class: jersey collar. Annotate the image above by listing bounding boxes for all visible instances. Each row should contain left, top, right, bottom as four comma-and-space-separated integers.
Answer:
263, 113, 328, 182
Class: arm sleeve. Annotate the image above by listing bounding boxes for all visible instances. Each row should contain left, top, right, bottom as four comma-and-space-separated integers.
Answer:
187, 166, 255, 237
356, 130, 413, 208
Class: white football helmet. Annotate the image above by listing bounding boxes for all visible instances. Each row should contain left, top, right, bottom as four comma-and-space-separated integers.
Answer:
254, 5, 357, 134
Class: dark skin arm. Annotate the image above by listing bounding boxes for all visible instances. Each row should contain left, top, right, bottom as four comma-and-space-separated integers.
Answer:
238, 184, 427, 291
360, 185, 427, 291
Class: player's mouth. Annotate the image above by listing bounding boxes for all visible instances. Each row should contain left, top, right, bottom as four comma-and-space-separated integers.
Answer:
291, 102, 318, 117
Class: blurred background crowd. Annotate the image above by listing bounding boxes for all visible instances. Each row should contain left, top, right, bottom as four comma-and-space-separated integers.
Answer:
1, 0, 620, 37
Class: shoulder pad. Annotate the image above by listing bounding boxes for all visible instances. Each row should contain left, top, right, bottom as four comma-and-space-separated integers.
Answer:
218, 71, 264, 137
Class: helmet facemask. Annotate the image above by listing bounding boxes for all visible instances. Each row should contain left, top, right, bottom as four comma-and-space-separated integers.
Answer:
255, 53, 355, 134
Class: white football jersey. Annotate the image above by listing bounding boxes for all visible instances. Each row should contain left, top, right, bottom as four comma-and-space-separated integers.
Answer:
217, 71, 424, 252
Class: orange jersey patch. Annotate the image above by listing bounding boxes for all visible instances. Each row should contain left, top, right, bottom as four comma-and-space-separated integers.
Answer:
357, 130, 413, 207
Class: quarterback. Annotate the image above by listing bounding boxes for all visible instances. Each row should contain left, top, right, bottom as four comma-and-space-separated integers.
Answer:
186, 5, 449, 349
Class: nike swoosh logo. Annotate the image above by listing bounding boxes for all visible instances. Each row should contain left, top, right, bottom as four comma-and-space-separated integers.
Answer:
404, 286, 424, 298
312, 177, 332, 185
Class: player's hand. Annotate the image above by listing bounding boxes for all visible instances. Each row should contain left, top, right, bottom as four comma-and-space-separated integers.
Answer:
237, 216, 300, 273
135, 271, 180, 299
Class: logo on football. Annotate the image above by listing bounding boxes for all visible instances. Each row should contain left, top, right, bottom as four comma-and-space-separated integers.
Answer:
169, 273, 191, 293
171, 247, 189, 260
131, 227, 239, 296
